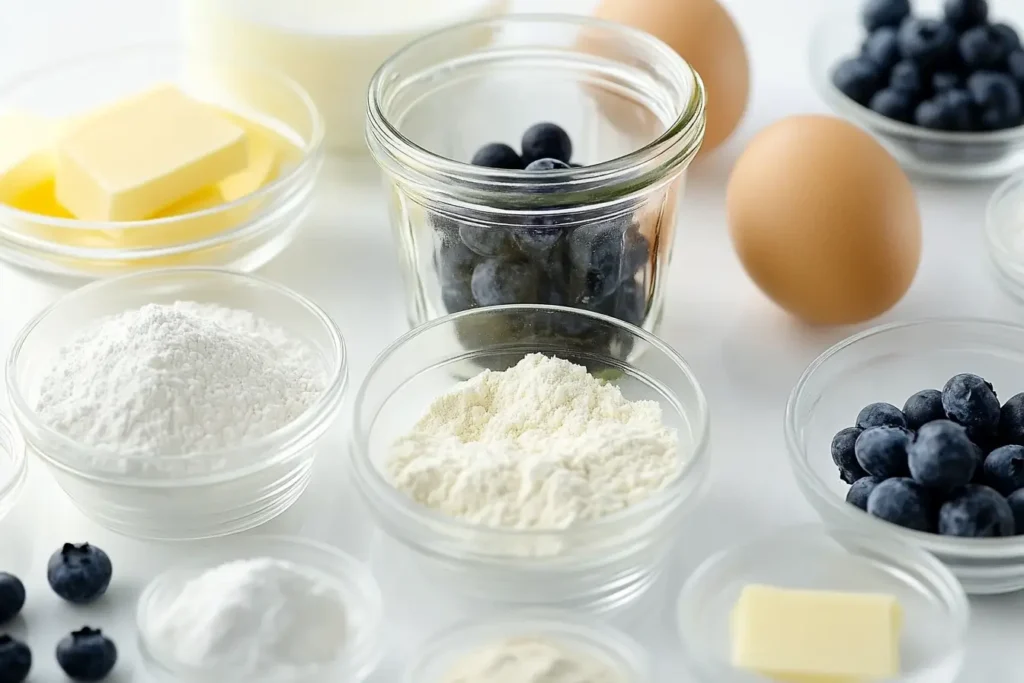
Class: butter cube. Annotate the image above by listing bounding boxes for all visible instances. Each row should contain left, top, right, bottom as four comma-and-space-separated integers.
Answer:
56, 86, 248, 221
0, 113, 58, 201
731, 584, 902, 682
218, 122, 281, 202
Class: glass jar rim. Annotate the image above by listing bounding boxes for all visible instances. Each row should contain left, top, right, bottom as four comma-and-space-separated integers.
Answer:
365, 13, 706, 212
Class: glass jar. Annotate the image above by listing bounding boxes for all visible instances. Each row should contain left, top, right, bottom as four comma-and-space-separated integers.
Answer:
367, 14, 705, 341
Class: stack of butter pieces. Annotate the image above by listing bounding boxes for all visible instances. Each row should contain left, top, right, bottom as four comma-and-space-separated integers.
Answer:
0, 85, 296, 251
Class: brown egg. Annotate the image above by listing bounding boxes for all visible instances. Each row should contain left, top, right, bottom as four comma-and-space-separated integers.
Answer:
727, 115, 921, 326
593, 0, 749, 157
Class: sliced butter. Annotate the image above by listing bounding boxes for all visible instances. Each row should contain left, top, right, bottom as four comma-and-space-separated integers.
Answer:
0, 112, 58, 201
731, 584, 902, 682
56, 85, 248, 221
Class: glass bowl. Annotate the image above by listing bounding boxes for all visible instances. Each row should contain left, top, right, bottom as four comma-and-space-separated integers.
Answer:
786, 319, 1024, 594
0, 413, 28, 524
0, 44, 324, 279
137, 534, 383, 683
404, 612, 650, 683
809, 0, 1024, 180
366, 14, 705, 334
986, 169, 1024, 300
349, 304, 710, 614
676, 525, 969, 683
5, 268, 348, 540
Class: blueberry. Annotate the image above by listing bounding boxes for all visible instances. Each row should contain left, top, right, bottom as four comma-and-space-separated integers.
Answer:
513, 226, 562, 254
942, 373, 1001, 441
56, 627, 117, 682
1009, 50, 1024, 85
1007, 489, 1024, 535
436, 239, 477, 285
903, 389, 946, 430
441, 281, 475, 314
982, 445, 1024, 495
968, 71, 1024, 130
999, 392, 1024, 446
898, 19, 958, 69
832, 426, 868, 484
862, 0, 911, 31
932, 71, 963, 93
470, 142, 523, 169
890, 60, 924, 95
863, 27, 902, 70
0, 574, 24, 625
46, 543, 112, 605
959, 25, 1014, 70
459, 223, 513, 257
908, 419, 978, 492
568, 221, 631, 302
600, 279, 646, 327
0, 635, 30, 683
867, 477, 935, 532
521, 123, 572, 165
869, 88, 915, 122
856, 402, 907, 430
939, 484, 1015, 537
847, 475, 884, 511
915, 89, 976, 130
943, 0, 988, 31
993, 23, 1023, 53
525, 158, 571, 172
855, 426, 912, 479
470, 259, 540, 306
832, 57, 884, 105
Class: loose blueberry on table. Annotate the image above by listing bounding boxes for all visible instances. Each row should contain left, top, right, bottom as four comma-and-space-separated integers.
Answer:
430, 121, 654, 349
834, 0, 1024, 132
0, 635, 31, 683
47, 543, 113, 605
56, 628, 117, 682
832, 373, 1024, 537
0, 574, 25, 625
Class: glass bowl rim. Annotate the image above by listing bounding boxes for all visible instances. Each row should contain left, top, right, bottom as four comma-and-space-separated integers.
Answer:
349, 303, 711, 542
675, 523, 970, 682
365, 13, 707, 194
0, 413, 28, 511
808, 7, 1024, 145
135, 534, 383, 681
0, 42, 325, 232
5, 267, 348, 474
784, 317, 1024, 559
403, 609, 650, 682
985, 169, 1024, 271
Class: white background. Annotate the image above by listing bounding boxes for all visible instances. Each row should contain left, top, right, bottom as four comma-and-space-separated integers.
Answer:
1, 0, 1023, 680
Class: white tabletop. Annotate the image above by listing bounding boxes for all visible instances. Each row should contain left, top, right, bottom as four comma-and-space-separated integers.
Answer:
0, 0, 1022, 680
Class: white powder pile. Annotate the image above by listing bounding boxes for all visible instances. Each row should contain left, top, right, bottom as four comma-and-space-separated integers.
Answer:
147, 557, 349, 676
440, 637, 624, 683
387, 353, 680, 529
35, 301, 326, 456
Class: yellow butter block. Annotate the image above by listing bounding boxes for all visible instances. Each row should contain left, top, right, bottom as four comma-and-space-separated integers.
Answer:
731, 584, 902, 682
0, 113, 59, 201
56, 85, 248, 221
6, 179, 73, 219
218, 123, 281, 202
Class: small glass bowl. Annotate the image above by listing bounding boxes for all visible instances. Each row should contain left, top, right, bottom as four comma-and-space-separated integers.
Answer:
676, 525, 969, 683
809, 0, 1024, 180
349, 304, 710, 613
0, 414, 28, 524
0, 44, 324, 279
986, 169, 1024, 300
404, 612, 650, 683
367, 14, 705, 334
137, 535, 383, 683
5, 268, 347, 540
785, 319, 1024, 594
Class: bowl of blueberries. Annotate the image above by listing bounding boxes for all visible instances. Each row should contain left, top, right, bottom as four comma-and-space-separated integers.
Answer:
366, 14, 706, 354
811, 0, 1024, 179
786, 319, 1024, 595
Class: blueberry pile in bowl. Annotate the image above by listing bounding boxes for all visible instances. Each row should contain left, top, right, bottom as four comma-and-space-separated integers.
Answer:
833, 372, 1024, 538
432, 122, 653, 351
834, 0, 1024, 132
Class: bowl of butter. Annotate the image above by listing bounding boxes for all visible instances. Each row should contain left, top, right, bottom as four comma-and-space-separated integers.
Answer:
676, 525, 968, 683
0, 45, 324, 279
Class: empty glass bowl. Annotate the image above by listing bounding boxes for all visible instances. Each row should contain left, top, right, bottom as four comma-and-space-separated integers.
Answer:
786, 319, 1024, 594
677, 525, 968, 683
809, 0, 1024, 179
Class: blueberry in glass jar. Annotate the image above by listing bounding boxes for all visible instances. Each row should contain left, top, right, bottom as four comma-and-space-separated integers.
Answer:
833, 57, 885, 105
471, 142, 524, 169
866, 477, 934, 532
862, 0, 911, 31
869, 89, 915, 122
942, 373, 1001, 440
525, 158, 571, 172
470, 259, 541, 306
855, 426, 912, 479
902, 389, 945, 430
968, 71, 1024, 130
938, 484, 1015, 537
898, 19, 958, 70
855, 402, 906, 430
832, 426, 868, 484
907, 419, 977, 492
863, 27, 902, 70
982, 445, 1024, 496
958, 25, 1014, 71
846, 475, 884, 510
521, 122, 573, 165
